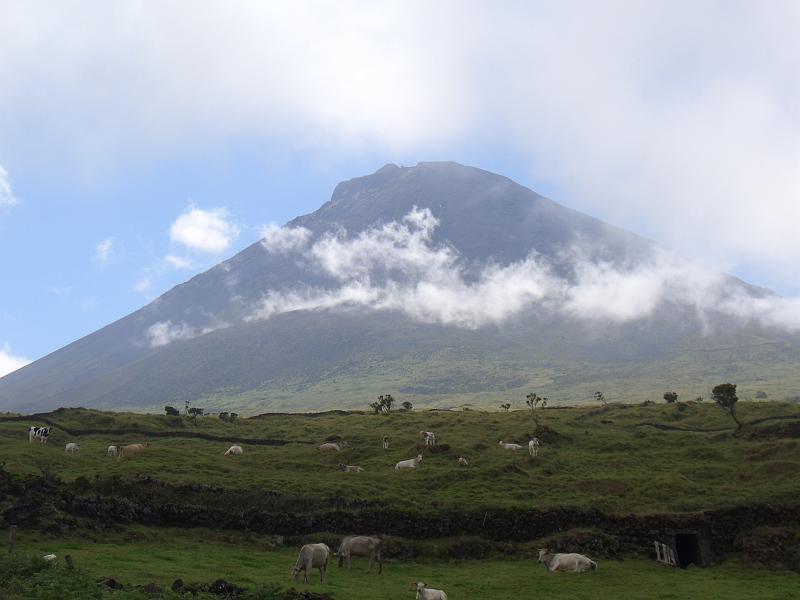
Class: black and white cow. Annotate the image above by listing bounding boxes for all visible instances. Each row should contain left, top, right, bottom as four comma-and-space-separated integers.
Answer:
28, 426, 51, 444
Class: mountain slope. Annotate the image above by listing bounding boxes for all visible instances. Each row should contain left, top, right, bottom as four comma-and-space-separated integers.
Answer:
2, 162, 799, 413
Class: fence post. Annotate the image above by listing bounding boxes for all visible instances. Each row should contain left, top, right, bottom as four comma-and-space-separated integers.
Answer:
7, 525, 17, 557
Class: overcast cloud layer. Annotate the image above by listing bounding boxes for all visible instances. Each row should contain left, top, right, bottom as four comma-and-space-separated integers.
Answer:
2, 1, 799, 289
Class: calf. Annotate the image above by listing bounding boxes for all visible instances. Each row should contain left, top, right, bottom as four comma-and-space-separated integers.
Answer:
64, 443, 80, 453
107, 445, 118, 457
382, 436, 389, 449
458, 456, 469, 466
290, 543, 330, 584
529, 437, 540, 457
28, 426, 51, 444
419, 431, 436, 446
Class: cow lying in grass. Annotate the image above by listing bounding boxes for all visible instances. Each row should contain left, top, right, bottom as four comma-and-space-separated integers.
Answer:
537, 548, 597, 572
337, 463, 363, 473
395, 454, 423, 470
498, 441, 523, 450
411, 581, 448, 599
318, 441, 349, 452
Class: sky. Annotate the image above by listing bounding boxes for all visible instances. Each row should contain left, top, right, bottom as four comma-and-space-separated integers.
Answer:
1, 1, 798, 376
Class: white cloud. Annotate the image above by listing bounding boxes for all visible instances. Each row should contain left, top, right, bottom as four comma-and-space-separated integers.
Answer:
260, 224, 312, 254
0, 164, 18, 211
164, 254, 194, 270
170, 207, 239, 253
0, 3, 798, 287
0, 343, 30, 377
146, 319, 228, 348
93, 237, 114, 267
248, 208, 800, 332
133, 276, 153, 294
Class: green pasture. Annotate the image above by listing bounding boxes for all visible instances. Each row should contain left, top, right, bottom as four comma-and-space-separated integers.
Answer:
2, 402, 800, 514
7, 528, 798, 600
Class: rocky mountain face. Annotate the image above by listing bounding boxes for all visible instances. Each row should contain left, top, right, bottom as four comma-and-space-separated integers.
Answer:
2, 162, 798, 413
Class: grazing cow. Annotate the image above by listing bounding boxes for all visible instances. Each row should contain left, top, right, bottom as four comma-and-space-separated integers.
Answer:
498, 441, 523, 451
419, 431, 436, 446
290, 543, 330, 584
529, 437, 540, 457
337, 463, 364, 473
107, 445, 118, 457
395, 454, 423, 470
64, 443, 80, 453
118, 442, 149, 458
412, 581, 448, 600
458, 456, 469, 466
538, 548, 597, 572
28, 426, 51, 444
382, 436, 389, 449
318, 440, 349, 452
42, 554, 57, 562
224, 445, 243, 456
337, 535, 383, 573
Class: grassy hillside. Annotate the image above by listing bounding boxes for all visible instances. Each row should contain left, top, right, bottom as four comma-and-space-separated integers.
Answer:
2, 403, 800, 598
2, 402, 800, 514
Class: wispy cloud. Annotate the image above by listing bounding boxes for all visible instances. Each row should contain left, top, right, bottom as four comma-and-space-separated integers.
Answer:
93, 237, 114, 267
247, 208, 800, 332
146, 319, 228, 348
170, 206, 239, 254
0, 343, 30, 378
164, 254, 194, 270
0, 165, 18, 212
260, 223, 312, 254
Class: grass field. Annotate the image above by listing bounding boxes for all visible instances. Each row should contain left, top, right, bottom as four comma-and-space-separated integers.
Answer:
2, 402, 800, 598
10, 528, 800, 600
2, 402, 800, 514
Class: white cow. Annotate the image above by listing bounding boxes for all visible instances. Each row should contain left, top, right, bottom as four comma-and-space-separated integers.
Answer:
457, 457, 469, 466
338, 463, 364, 473
419, 431, 436, 446
106, 445, 118, 457
529, 437, 540, 457
224, 445, 243, 455
412, 581, 448, 600
395, 454, 423, 470
291, 543, 330, 584
318, 441, 349, 452
64, 443, 80, 453
42, 554, 57, 562
499, 441, 523, 451
538, 548, 597, 572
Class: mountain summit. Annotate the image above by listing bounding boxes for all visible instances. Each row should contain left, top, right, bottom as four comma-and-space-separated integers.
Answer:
2, 162, 798, 413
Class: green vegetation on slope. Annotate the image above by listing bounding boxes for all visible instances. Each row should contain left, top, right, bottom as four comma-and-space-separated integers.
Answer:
2, 402, 800, 514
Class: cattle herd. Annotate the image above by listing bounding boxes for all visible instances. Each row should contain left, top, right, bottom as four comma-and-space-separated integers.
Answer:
25, 423, 593, 597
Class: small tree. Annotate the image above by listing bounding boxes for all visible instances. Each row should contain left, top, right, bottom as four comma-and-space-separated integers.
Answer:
401, 401, 413, 411
499, 403, 511, 412
525, 393, 547, 424
663, 391, 678, 404
164, 406, 179, 416
712, 383, 741, 431
594, 391, 606, 405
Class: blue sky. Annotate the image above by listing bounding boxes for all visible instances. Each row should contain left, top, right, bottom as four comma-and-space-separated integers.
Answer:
1, 1, 799, 375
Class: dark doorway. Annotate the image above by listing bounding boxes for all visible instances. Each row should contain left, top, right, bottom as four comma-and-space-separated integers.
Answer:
675, 533, 701, 568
